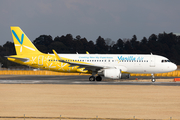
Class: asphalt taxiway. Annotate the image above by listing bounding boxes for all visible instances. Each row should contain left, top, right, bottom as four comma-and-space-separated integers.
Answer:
0, 75, 180, 86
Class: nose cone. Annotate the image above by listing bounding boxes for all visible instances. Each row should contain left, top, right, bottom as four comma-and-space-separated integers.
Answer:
171, 63, 177, 71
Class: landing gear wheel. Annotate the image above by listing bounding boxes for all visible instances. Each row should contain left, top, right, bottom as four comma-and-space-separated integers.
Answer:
151, 73, 156, 82
89, 76, 95, 81
152, 78, 156, 82
96, 76, 102, 81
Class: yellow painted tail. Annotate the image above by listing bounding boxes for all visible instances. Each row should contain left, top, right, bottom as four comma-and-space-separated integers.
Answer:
10, 26, 42, 55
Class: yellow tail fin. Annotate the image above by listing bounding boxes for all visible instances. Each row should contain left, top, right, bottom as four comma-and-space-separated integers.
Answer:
10, 26, 42, 55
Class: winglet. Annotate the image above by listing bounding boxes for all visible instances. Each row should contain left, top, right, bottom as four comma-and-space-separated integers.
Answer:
86, 51, 89, 54
52, 50, 64, 61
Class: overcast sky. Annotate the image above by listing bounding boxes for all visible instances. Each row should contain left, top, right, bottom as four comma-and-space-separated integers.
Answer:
0, 0, 180, 45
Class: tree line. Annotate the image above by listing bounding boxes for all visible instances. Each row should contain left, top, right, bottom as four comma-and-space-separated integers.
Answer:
0, 32, 180, 68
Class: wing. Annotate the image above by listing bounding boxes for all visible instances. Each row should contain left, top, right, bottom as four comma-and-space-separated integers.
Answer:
52, 50, 104, 71
53, 50, 128, 73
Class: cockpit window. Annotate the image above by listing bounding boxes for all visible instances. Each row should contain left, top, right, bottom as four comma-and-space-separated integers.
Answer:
161, 60, 171, 63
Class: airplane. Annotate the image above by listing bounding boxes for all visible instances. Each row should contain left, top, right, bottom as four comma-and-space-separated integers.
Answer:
7, 26, 177, 82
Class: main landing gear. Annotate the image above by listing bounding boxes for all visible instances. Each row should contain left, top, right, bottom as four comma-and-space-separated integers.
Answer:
89, 75, 102, 81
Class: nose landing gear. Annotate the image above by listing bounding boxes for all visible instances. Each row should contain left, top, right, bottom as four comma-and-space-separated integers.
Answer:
151, 73, 156, 82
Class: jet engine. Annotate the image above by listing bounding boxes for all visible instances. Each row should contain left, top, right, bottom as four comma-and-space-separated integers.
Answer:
99, 69, 130, 79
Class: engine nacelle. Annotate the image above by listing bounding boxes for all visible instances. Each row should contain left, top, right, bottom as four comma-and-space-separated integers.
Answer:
102, 69, 130, 79
103, 69, 121, 79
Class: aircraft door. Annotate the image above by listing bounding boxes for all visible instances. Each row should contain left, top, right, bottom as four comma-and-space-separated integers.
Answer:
38, 55, 44, 66
150, 55, 155, 67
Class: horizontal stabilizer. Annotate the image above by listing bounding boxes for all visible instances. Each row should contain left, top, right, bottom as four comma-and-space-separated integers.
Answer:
6, 56, 29, 62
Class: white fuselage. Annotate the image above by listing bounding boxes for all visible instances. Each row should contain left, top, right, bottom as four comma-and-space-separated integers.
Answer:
57, 54, 177, 74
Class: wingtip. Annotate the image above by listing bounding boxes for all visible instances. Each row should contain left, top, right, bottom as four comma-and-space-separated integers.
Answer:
52, 49, 57, 54
86, 51, 89, 54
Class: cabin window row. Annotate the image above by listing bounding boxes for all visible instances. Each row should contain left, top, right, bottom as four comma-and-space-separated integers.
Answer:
48, 59, 148, 62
